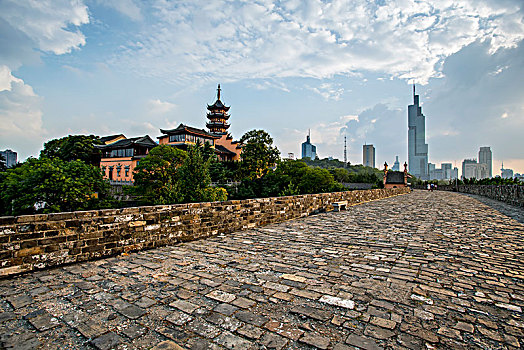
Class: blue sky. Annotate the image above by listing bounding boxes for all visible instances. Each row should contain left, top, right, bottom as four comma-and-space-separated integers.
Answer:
1, 0, 523, 176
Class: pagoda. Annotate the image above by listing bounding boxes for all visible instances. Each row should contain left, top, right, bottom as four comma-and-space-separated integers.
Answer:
206, 84, 231, 134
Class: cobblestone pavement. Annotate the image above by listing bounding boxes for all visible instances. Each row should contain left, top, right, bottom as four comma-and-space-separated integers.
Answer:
1, 190, 523, 350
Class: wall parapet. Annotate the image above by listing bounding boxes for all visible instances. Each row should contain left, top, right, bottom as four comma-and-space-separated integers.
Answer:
438, 184, 523, 207
0, 188, 409, 277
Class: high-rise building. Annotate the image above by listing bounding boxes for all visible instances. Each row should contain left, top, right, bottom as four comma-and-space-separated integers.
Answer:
478, 146, 492, 178
441, 163, 452, 179
0, 149, 17, 168
363, 144, 375, 168
408, 84, 429, 180
461, 159, 489, 180
501, 162, 514, 179
392, 156, 400, 171
301, 130, 317, 159
451, 167, 459, 179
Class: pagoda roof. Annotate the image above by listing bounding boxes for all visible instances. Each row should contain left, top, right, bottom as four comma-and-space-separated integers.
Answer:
207, 99, 230, 111
95, 135, 157, 150
159, 123, 219, 139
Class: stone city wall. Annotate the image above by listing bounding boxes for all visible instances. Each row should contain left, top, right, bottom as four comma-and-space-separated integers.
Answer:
0, 187, 409, 277
438, 184, 524, 207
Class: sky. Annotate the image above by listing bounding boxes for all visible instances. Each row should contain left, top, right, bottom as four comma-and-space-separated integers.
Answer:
0, 0, 523, 177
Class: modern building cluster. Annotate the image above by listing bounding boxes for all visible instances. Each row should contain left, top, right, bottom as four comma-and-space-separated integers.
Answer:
0, 149, 17, 168
460, 147, 492, 180
428, 162, 459, 180
97, 85, 242, 185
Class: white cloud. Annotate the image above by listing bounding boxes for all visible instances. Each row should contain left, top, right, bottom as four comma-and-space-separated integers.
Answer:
0, 65, 22, 92
96, 0, 142, 21
147, 99, 176, 115
0, 68, 46, 159
307, 83, 344, 101
111, 0, 524, 84
0, 0, 89, 56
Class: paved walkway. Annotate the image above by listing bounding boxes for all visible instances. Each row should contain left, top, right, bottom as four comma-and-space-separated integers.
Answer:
0, 190, 523, 350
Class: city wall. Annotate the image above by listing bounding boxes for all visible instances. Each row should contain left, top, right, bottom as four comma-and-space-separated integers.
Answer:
0, 188, 409, 277
438, 184, 524, 207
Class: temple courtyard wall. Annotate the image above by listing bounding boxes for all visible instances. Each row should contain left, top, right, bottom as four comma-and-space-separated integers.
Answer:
0, 188, 409, 278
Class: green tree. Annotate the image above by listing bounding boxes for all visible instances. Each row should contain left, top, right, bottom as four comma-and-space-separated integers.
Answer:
0, 157, 109, 216
178, 145, 213, 203
41, 134, 103, 165
239, 129, 280, 179
131, 145, 187, 204
299, 167, 339, 194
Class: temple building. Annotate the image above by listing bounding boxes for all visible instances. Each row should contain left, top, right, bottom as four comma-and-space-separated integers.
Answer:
383, 161, 409, 189
158, 124, 219, 150
96, 135, 157, 185
206, 84, 242, 161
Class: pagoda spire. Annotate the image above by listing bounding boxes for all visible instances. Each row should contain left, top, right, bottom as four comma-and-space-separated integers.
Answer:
217, 84, 221, 100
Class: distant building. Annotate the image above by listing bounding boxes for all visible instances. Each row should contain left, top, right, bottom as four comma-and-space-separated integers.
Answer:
462, 159, 489, 180
478, 146, 492, 178
392, 156, 400, 171
287, 153, 295, 160
428, 162, 454, 180
451, 167, 459, 179
408, 84, 429, 180
0, 149, 17, 168
501, 162, 514, 179
363, 144, 375, 168
302, 130, 317, 159
96, 136, 158, 184
441, 163, 452, 179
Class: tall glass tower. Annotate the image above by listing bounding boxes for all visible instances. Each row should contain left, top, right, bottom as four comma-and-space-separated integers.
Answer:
408, 84, 429, 180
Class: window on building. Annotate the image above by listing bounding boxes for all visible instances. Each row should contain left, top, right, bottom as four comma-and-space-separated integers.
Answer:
108, 166, 114, 180
125, 166, 130, 177
169, 134, 186, 142
116, 166, 121, 177
125, 148, 133, 157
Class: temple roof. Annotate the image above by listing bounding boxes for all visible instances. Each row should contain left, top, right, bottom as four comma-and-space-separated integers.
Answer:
99, 134, 126, 144
95, 135, 157, 150
159, 124, 219, 139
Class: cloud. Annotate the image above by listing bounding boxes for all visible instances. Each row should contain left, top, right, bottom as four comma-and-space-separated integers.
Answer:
0, 0, 89, 57
96, 0, 142, 21
111, 0, 524, 84
307, 83, 345, 101
0, 68, 45, 160
147, 99, 176, 115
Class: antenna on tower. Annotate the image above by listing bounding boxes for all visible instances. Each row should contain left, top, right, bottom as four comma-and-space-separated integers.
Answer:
413, 80, 415, 99
344, 136, 347, 168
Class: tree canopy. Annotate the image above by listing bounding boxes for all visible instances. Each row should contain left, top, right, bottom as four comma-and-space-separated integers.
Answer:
131, 145, 187, 205
41, 135, 103, 165
0, 157, 109, 216
239, 129, 280, 179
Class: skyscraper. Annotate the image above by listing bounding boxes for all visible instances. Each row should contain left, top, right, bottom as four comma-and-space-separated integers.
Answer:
363, 144, 375, 168
478, 146, 492, 178
392, 156, 400, 171
301, 130, 317, 159
408, 84, 429, 180
0, 149, 17, 168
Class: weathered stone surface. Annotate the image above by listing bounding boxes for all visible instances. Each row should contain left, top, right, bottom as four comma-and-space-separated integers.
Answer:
0, 190, 522, 349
